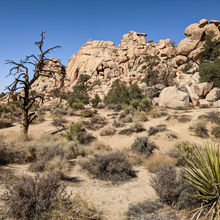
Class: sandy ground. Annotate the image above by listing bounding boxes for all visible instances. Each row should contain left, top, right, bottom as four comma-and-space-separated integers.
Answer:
0, 107, 220, 219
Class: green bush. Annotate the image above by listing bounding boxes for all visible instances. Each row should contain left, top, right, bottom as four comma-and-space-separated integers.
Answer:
91, 94, 101, 108
65, 74, 90, 108
104, 80, 144, 106
200, 58, 220, 87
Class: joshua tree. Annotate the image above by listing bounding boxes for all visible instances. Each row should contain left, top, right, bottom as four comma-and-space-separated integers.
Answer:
6, 31, 61, 139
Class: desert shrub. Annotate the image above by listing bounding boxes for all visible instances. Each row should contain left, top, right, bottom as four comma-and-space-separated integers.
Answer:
104, 80, 144, 106
211, 125, 220, 138
171, 142, 196, 166
201, 32, 220, 62
47, 193, 102, 220
99, 127, 116, 136
0, 103, 21, 121
139, 98, 152, 111
123, 105, 133, 114
0, 118, 13, 129
190, 120, 209, 138
148, 124, 167, 136
52, 116, 67, 127
80, 152, 136, 182
71, 102, 84, 110
119, 122, 145, 135
151, 164, 184, 206
120, 114, 133, 123
131, 137, 157, 155
183, 144, 220, 219
133, 111, 148, 122
83, 116, 106, 130
145, 153, 177, 173
206, 111, 220, 124
112, 119, 124, 128
200, 58, 220, 87
2, 172, 66, 219
80, 109, 94, 117
126, 200, 163, 220
91, 94, 101, 108
177, 114, 192, 123
65, 75, 90, 109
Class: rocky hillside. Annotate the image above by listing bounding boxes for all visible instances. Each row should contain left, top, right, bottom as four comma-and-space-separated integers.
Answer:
28, 19, 220, 108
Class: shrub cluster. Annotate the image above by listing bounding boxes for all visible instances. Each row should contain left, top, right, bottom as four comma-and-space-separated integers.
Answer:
104, 80, 152, 111
2, 172, 65, 219
80, 152, 136, 182
131, 137, 157, 155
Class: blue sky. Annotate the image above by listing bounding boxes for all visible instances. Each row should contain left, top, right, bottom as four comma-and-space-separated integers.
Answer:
0, 0, 219, 92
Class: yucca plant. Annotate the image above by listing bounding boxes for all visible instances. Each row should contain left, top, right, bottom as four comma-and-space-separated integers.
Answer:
61, 122, 83, 141
183, 143, 220, 219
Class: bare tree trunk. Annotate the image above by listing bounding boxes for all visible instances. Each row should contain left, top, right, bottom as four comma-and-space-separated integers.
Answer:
21, 109, 29, 140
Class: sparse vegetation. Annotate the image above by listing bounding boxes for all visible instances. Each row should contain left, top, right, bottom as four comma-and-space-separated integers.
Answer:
211, 125, 220, 138
80, 152, 136, 182
148, 124, 167, 136
2, 172, 66, 219
91, 94, 101, 108
100, 126, 116, 136
131, 137, 157, 155
126, 200, 163, 219
190, 119, 209, 138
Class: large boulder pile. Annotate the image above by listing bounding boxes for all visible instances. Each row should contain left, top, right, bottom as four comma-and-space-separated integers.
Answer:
23, 19, 218, 108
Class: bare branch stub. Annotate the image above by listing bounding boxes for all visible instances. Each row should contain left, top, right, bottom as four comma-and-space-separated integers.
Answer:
5, 31, 62, 138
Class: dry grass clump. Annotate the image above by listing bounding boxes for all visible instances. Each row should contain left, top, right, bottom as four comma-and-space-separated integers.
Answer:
87, 141, 112, 155
131, 137, 157, 155
145, 153, 177, 173
190, 120, 209, 138
126, 200, 163, 220
47, 193, 102, 220
28, 136, 77, 175
0, 136, 35, 165
211, 125, 220, 138
99, 126, 116, 136
177, 114, 192, 123
2, 172, 66, 220
80, 152, 136, 182
148, 124, 167, 136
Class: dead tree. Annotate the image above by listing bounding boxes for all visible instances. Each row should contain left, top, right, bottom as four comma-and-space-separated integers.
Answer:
6, 31, 61, 139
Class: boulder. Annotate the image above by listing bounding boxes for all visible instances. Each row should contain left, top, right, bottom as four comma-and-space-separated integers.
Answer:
184, 23, 199, 37
199, 19, 208, 28
205, 24, 220, 39
206, 88, 220, 102
143, 84, 166, 99
209, 20, 220, 26
176, 38, 200, 56
194, 82, 213, 98
175, 55, 187, 66
213, 100, 220, 108
152, 97, 159, 106
188, 41, 205, 60
158, 86, 189, 108
184, 84, 199, 106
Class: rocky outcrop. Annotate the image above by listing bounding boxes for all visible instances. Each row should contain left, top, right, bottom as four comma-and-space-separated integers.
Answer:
27, 19, 220, 109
